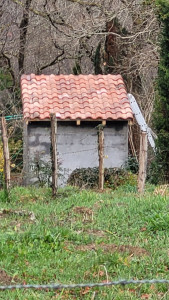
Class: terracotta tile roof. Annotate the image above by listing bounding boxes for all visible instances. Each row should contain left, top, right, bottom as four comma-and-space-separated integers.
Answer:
21, 74, 133, 121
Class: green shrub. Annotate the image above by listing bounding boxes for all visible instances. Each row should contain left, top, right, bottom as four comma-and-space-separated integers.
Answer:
124, 156, 139, 174
68, 167, 137, 189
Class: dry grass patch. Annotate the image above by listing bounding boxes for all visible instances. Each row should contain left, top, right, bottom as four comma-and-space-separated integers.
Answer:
73, 206, 94, 222
0, 269, 19, 285
75, 243, 149, 256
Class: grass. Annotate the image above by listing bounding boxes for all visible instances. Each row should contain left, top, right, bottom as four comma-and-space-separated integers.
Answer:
0, 185, 169, 299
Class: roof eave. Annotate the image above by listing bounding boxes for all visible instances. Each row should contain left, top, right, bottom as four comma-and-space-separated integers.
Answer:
25, 117, 133, 123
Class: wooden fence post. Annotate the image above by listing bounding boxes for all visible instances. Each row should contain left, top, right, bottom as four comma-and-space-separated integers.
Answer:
1, 117, 10, 192
98, 125, 104, 191
50, 114, 58, 196
23, 120, 28, 186
138, 131, 147, 193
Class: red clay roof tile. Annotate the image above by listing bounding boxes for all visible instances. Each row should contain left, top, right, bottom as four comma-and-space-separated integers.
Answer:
21, 74, 133, 121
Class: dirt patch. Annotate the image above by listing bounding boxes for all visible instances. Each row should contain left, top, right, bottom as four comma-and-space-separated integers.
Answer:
75, 229, 106, 237
102, 243, 148, 256
86, 229, 106, 237
0, 269, 19, 285
76, 244, 97, 251
73, 206, 93, 222
75, 243, 148, 256
73, 206, 93, 215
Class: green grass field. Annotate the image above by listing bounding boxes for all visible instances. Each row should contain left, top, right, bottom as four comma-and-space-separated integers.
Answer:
0, 185, 169, 299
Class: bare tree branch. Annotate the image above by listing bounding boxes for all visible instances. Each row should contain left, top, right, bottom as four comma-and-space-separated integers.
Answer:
1, 0, 159, 126
40, 49, 64, 71
10, 0, 47, 18
67, 0, 101, 7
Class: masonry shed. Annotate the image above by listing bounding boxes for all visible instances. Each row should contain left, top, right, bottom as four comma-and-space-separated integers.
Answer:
21, 74, 133, 186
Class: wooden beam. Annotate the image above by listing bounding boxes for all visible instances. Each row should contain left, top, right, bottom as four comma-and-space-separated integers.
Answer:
138, 131, 147, 193
27, 118, 128, 122
128, 120, 133, 126
76, 119, 81, 125
1, 117, 10, 192
50, 114, 58, 197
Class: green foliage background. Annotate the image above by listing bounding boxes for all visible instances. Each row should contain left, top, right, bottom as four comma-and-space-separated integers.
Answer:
153, 0, 169, 182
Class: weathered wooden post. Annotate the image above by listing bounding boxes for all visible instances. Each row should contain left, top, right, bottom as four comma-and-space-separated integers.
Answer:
98, 125, 104, 191
1, 117, 10, 192
138, 131, 147, 193
50, 113, 58, 196
23, 120, 28, 186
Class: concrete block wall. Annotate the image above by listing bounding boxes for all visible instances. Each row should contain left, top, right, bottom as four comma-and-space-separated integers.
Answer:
24, 121, 128, 186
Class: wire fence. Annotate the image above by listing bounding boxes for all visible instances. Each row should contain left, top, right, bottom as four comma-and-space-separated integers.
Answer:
0, 116, 23, 187
0, 116, 104, 188
0, 114, 148, 190
1, 115, 124, 189
0, 279, 169, 291
0, 116, 22, 186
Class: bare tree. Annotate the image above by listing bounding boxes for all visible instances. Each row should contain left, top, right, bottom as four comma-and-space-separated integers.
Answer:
0, 0, 159, 125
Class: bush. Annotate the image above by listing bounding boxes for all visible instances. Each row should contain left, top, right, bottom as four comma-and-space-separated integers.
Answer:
124, 156, 139, 174
67, 167, 137, 189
